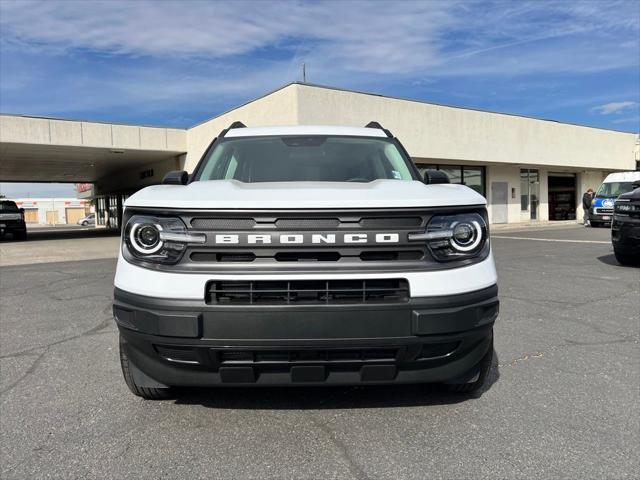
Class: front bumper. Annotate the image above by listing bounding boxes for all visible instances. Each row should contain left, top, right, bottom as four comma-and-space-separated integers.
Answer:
113, 285, 498, 387
0, 221, 26, 236
612, 216, 640, 254
589, 210, 613, 224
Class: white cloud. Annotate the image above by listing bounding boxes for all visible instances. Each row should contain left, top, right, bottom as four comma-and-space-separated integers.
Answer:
1, 0, 638, 126
592, 101, 638, 115
612, 115, 640, 124
0, 0, 453, 74
1, 0, 638, 76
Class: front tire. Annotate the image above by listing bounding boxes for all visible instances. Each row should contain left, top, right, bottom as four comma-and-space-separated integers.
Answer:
15, 231, 27, 241
446, 334, 494, 394
614, 250, 639, 266
82, 221, 88, 226
590, 221, 601, 228
119, 336, 172, 400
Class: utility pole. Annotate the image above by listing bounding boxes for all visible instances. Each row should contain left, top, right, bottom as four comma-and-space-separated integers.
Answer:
302, 62, 306, 83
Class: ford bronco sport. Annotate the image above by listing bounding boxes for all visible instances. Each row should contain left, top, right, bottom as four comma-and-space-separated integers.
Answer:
113, 123, 499, 399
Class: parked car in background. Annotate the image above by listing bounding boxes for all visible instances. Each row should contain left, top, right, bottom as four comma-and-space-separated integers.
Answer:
77, 213, 95, 226
590, 171, 640, 227
0, 200, 27, 240
611, 185, 640, 266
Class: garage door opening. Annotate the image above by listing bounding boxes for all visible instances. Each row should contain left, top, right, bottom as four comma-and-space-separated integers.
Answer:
23, 208, 39, 223
548, 173, 576, 221
65, 207, 86, 225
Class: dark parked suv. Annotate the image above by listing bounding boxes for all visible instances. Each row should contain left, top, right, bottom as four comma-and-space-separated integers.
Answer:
0, 200, 27, 240
611, 186, 640, 266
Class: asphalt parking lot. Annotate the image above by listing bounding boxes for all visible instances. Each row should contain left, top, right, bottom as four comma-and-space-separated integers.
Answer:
1, 225, 638, 479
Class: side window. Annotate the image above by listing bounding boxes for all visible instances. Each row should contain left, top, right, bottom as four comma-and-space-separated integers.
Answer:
383, 143, 412, 180
225, 155, 238, 179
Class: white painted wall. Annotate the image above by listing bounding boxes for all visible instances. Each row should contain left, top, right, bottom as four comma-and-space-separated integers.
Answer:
576, 170, 609, 222
95, 155, 183, 195
294, 84, 637, 171
0, 115, 186, 151
485, 165, 522, 224
185, 87, 299, 170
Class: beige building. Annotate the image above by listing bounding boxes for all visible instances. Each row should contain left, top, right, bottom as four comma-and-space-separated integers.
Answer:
1, 83, 638, 226
12, 198, 90, 225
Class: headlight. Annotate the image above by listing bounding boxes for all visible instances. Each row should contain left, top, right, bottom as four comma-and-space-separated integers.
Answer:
409, 213, 488, 262
123, 215, 205, 264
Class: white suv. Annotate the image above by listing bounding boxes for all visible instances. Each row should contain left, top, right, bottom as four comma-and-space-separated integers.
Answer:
113, 122, 499, 399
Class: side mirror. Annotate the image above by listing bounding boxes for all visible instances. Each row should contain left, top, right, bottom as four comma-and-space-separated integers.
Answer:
423, 169, 450, 185
162, 170, 188, 185
19, 208, 24, 213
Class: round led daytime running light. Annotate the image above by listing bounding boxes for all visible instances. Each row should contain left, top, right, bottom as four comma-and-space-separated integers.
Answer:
129, 222, 163, 255
449, 220, 483, 252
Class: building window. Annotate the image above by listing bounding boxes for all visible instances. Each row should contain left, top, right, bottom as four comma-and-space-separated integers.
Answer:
439, 166, 462, 185
417, 164, 485, 196
462, 167, 483, 196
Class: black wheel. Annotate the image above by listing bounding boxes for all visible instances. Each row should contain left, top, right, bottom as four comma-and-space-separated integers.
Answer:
15, 231, 27, 241
82, 221, 88, 226
614, 250, 639, 266
446, 334, 494, 394
590, 222, 601, 228
119, 336, 172, 400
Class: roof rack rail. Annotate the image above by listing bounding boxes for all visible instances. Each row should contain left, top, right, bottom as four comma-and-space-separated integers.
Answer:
219, 121, 246, 138
364, 121, 393, 138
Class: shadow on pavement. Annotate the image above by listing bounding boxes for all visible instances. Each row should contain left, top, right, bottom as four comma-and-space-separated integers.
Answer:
596, 253, 638, 268
171, 350, 500, 410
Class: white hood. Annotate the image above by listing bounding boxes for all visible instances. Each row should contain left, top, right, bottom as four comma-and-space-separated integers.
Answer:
124, 179, 486, 210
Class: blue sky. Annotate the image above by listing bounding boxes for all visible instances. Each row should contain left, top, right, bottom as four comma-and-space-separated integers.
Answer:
1, 0, 639, 197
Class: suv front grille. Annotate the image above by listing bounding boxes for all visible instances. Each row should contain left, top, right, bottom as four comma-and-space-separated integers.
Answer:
191, 218, 257, 229
595, 207, 613, 214
124, 207, 488, 273
190, 250, 424, 263
206, 279, 409, 305
214, 347, 400, 365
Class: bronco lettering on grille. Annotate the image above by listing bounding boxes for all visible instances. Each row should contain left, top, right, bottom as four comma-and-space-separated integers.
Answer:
213, 233, 400, 245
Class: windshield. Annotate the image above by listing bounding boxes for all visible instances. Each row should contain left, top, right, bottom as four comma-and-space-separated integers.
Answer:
595, 181, 635, 198
0, 202, 19, 213
195, 136, 416, 183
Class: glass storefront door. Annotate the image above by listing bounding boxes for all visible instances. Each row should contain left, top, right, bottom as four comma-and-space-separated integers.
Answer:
520, 169, 540, 220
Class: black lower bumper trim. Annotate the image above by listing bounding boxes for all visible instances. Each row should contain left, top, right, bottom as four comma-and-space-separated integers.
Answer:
113, 284, 498, 386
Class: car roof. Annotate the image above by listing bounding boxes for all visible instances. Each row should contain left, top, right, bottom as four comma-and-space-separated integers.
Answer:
603, 171, 640, 182
224, 125, 388, 138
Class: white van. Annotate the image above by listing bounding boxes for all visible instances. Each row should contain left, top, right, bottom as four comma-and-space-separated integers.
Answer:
589, 171, 640, 227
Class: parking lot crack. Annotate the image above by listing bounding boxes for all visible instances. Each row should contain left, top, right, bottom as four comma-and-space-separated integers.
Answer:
308, 414, 369, 480
499, 351, 544, 367
500, 336, 638, 370
0, 315, 114, 394
0, 350, 47, 396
